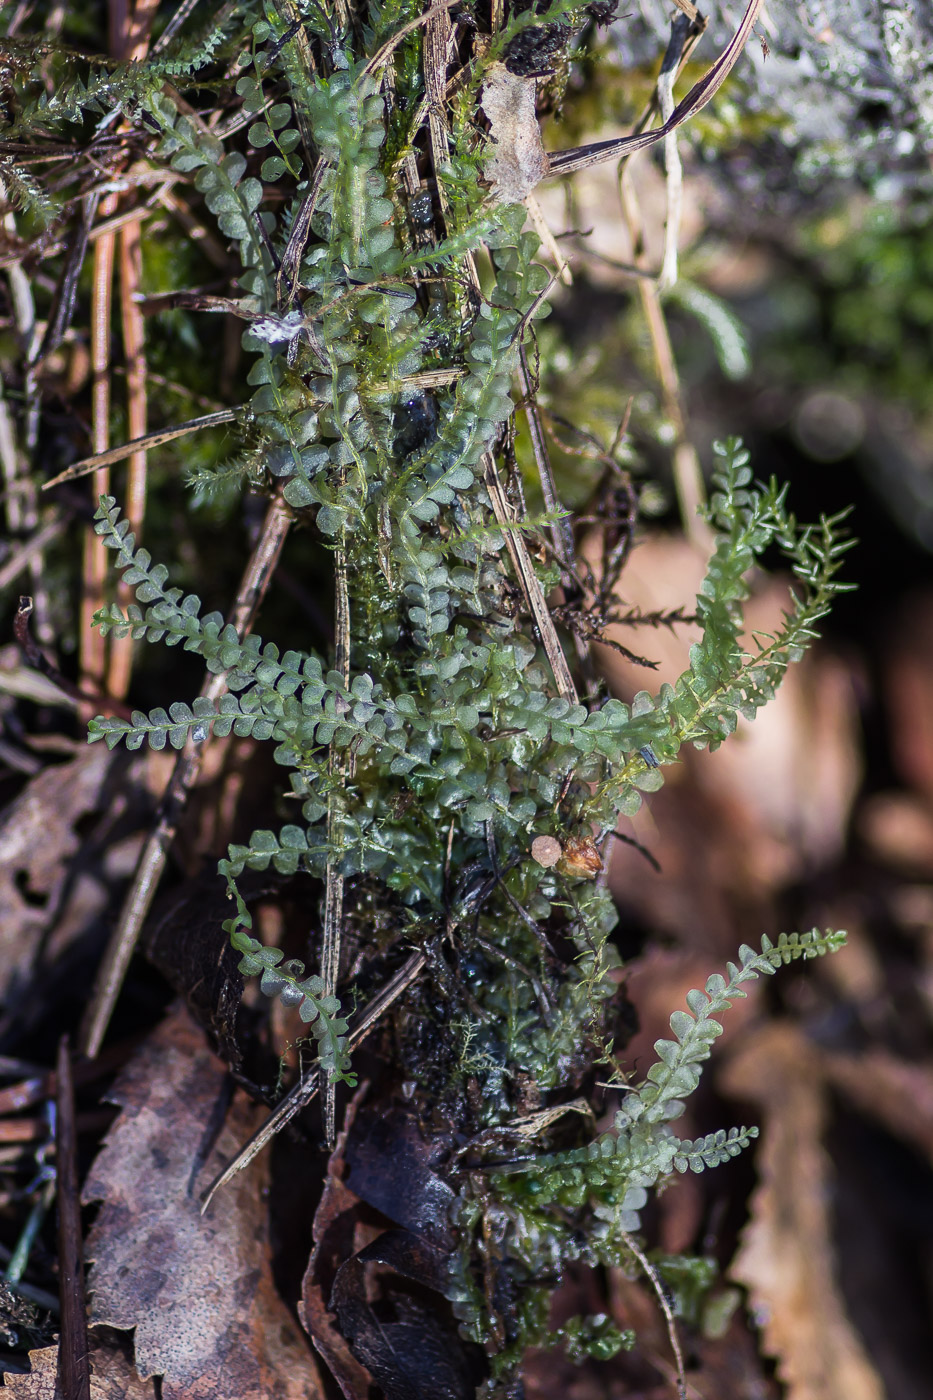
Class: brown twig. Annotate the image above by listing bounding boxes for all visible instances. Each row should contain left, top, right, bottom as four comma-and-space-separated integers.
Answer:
546, 0, 760, 177
516, 342, 595, 686
32, 191, 100, 365
14, 595, 134, 719
78, 491, 294, 1060
199, 948, 428, 1211
616, 1229, 688, 1400
516, 342, 575, 574
80, 192, 118, 692
482, 452, 578, 702
322, 532, 350, 1146
42, 409, 238, 489
103, 0, 160, 700
618, 176, 711, 547
108, 217, 148, 699
55, 1037, 91, 1400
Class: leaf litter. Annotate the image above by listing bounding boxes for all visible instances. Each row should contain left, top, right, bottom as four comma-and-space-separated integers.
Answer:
79, 1006, 324, 1400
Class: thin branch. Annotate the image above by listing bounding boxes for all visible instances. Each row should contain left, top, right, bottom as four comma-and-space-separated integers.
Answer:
658, 16, 692, 291
109, 213, 149, 700
42, 409, 238, 488
322, 531, 350, 1146
78, 491, 293, 1060
482, 451, 578, 702
617, 1228, 687, 1400
199, 949, 427, 1211
79, 198, 118, 691
546, 0, 760, 177
517, 342, 575, 574
55, 1037, 91, 1400
32, 191, 100, 365
619, 174, 710, 548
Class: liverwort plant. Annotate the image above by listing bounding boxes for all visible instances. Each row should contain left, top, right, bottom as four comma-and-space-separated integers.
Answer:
7, 0, 853, 1387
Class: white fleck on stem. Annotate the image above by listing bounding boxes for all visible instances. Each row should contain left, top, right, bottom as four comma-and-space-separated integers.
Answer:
658, 67, 683, 292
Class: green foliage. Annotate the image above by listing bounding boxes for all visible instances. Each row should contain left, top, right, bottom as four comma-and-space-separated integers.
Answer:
1, 1, 848, 1385
221, 884, 355, 1085
449, 929, 845, 1355
665, 280, 751, 382
583, 440, 855, 826
769, 200, 933, 421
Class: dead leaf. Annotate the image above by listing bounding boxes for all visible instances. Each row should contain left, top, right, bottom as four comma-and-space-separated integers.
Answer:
0, 747, 117, 1005
82, 1005, 325, 1400
142, 871, 254, 1075
600, 532, 861, 952
480, 64, 548, 204
719, 1023, 885, 1400
330, 1232, 474, 1400
2, 1346, 59, 1399
821, 1049, 933, 1163
2, 1329, 156, 1398
884, 592, 933, 802
300, 1106, 477, 1400
556, 834, 603, 880
858, 791, 933, 874
299, 1091, 374, 1400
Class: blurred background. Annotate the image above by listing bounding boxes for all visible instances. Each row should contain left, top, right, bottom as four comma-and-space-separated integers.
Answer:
516, 4, 933, 1395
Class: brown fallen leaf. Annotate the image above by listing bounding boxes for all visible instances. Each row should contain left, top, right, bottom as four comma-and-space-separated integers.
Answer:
2, 1329, 155, 1398
719, 1023, 885, 1400
599, 533, 861, 885
81, 1004, 325, 1400
821, 1048, 933, 1163
480, 64, 548, 204
0, 746, 117, 1006
884, 591, 933, 802
858, 790, 933, 874
299, 1090, 374, 1400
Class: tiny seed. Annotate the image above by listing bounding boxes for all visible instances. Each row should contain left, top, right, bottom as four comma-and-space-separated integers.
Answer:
531, 835, 562, 867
